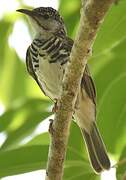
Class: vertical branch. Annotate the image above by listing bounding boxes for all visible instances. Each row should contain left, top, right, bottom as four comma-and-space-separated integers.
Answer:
45, 0, 114, 180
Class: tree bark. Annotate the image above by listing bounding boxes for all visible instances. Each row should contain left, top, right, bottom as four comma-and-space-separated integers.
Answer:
45, 0, 114, 180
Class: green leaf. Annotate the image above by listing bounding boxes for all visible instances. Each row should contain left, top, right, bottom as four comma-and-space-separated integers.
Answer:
0, 140, 99, 179
59, 0, 80, 37
93, 0, 126, 56
64, 165, 100, 180
0, 20, 12, 74
0, 98, 51, 132
0, 145, 48, 178
0, 48, 27, 106
116, 146, 126, 180
26, 132, 50, 146
90, 39, 126, 155
68, 122, 87, 160
0, 98, 52, 150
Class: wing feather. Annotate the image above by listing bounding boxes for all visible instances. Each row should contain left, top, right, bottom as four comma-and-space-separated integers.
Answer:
26, 46, 46, 95
65, 37, 96, 105
81, 65, 96, 105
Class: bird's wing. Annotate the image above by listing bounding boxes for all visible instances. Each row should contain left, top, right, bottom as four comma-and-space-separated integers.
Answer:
65, 37, 96, 105
26, 46, 36, 78
81, 66, 96, 105
26, 46, 46, 95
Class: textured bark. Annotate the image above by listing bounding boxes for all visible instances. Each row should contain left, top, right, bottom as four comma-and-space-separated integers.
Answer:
45, 0, 114, 180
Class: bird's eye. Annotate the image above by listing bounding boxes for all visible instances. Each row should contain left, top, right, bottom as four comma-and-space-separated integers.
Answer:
43, 14, 49, 19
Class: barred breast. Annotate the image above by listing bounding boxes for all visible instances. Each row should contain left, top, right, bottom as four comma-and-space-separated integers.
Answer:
28, 36, 71, 100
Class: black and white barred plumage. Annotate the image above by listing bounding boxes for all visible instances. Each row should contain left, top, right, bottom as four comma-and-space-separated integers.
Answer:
18, 7, 110, 173
26, 35, 73, 100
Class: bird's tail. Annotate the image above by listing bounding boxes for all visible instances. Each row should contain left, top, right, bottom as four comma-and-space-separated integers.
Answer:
81, 122, 110, 173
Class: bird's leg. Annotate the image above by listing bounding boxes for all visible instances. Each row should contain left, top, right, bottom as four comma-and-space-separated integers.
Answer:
52, 98, 59, 113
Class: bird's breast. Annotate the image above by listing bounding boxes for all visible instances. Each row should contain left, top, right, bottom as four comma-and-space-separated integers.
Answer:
29, 36, 69, 100
36, 55, 65, 100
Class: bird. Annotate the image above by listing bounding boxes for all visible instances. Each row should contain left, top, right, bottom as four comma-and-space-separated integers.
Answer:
17, 7, 111, 173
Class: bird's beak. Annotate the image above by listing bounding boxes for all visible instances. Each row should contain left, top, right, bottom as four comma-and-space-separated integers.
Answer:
16, 9, 36, 18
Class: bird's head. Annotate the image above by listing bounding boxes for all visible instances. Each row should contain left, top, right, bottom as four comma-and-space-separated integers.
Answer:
17, 7, 66, 37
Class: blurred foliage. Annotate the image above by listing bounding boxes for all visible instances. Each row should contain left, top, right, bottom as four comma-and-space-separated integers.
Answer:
116, 146, 126, 180
0, 0, 126, 179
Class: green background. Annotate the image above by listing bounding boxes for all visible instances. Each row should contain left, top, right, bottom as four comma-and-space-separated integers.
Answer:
0, 0, 126, 179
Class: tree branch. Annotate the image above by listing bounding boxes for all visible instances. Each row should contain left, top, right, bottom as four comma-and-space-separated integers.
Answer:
45, 0, 114, 180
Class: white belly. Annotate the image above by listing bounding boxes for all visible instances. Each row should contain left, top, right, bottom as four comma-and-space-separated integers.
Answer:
35, 56, 65, 100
